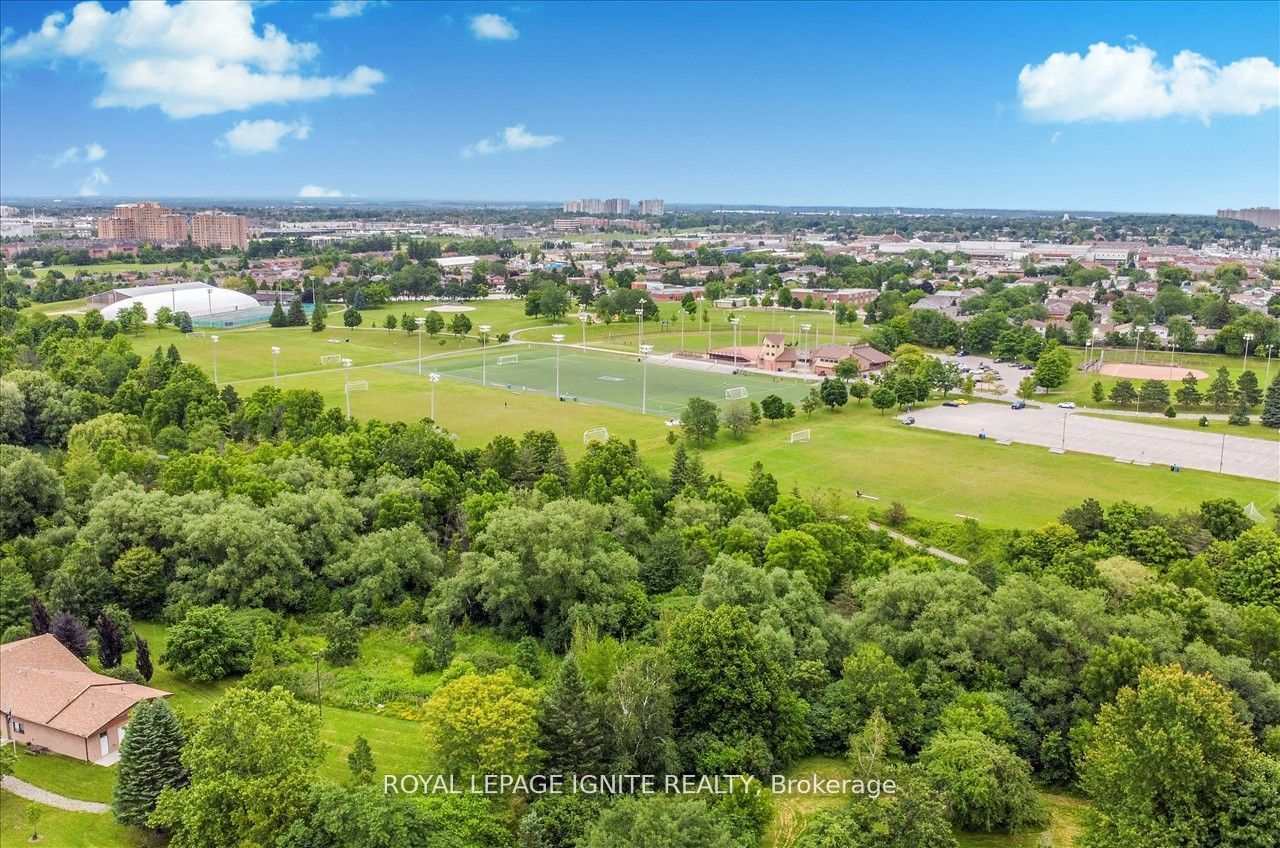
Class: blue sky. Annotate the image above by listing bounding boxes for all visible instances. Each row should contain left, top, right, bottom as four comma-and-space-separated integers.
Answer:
1, 1, 1277, 212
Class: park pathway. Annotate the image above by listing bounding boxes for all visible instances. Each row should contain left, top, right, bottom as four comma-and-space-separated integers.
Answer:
867, 522, 969, 565
0, 776, 109, 813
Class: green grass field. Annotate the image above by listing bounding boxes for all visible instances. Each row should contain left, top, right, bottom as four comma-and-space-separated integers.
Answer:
0, 790, 146, 848
119, 313, 1277, 528
1049, 346, 1275, 410
1080, 410, 1280, 442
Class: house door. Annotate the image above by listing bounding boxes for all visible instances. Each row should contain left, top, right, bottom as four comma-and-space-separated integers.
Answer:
99, 732, 109, 757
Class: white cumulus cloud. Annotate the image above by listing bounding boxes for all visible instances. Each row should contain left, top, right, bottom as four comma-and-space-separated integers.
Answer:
51, 142, 107, 167
299, 184, 343, 198
79, 167, 110, 197
221, 119, 311, 154
1, 0, 385, 118
462, 124, 561, 157
322, 1, 381, 19
1018, 41, 1280, 123
469, 13, 518, 41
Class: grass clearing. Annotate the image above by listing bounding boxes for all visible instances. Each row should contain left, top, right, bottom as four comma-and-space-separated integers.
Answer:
1080, 410, 1280, 442
0, 790, 146, 848
9, 752, 116, 805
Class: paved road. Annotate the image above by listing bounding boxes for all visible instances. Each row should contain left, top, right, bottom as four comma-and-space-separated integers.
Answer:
0, 776, 110, 813
905, 404, 1279, 482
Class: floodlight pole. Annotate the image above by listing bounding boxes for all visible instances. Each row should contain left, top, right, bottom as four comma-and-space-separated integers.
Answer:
479, 324, 491, 386
415, 317, 425, 375
831, 308, 837, 344
1134, 325, 1144, 366
1266, 345, 1274, 385
429, 372, 440, 421
342, 358, 352, 418
640, 343, 652, 414
579, 312, 588, 349
553, 333, 565, 398
210, 335, 219, 388
1084, 339, 1093, 370
1168, 341, 1177, 379
271, 346, 280, 388
1242, 332, 1254, 372
1061, 412, 1068, 451
729, 316, 741, 367
636, 308, 645, 356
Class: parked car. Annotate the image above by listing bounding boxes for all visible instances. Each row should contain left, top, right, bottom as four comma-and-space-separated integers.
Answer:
1011, 400, 1026, 410
903, 416, 916, 425
942, 401, 960, 407
956, 398, 970, 405
1057, 402, 1076, 409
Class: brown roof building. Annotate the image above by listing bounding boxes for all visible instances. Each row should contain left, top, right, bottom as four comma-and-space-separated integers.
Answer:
1, 635, 170, 765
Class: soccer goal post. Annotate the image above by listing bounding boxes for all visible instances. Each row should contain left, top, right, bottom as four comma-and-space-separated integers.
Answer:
583, 427, 609, 445
345, 380, 368, 392
1245, 502, 1266, 523
725, 386, 749, 400
321, 354, 342, 365
789, 428, 811, 444
187, 330, 206, 338
497, 354, 519, 365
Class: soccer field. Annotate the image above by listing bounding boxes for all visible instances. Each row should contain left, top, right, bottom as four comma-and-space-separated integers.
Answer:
411, 344, 817, 416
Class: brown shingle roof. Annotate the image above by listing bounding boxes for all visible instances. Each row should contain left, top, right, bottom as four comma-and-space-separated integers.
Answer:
1, 635, 169, 737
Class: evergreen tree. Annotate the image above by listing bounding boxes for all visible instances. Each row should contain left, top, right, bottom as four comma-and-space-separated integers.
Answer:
1175, 373, 1202, 408
112, 699, 188, 827
269, 298, 287, 328
1236, 370, 1261, 407
744, 461, 779, 513
310, 304, 326, 333
1262, 374, 1280, 429
30, 595, 50, 635
1108, 379, 1137, 407
539, 654, 609, 775
347, 736, 375, 785
667, 443, 689, 499
1227, 394, 1251, 426
50, 611, 90, 658
1206, 367, 1235, 411
1090, 382, 1105, 403
166, 344, 182, 366
176, 311, 193, 333
135, 633, 154, 682
286, 295, 306, 326
97, 611, 124, 669
1137, 379, 1169, 411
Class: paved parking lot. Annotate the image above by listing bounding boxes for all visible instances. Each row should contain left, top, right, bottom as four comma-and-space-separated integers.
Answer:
906, 403, 1280, 482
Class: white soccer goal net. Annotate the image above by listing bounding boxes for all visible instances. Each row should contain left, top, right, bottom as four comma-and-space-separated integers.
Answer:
345, 380, 368, 392
497, 354, 519, 365
1245, 502, 1266, 523
320, 354, 342, 365
789, 429, 811, 444
583, 427, 609, 445
187, 331, 206, 338
725, 386, 749, 400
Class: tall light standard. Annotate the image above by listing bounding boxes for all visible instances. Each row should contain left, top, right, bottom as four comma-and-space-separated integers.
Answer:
578, 312, 589, 348
635, 307, 645, 354
640, 343, 653, 413
831, 308, 837, 344
801, 322, 812, 368
428, 372, 440, 421
1266, 344, 1275, 385
1168, 341, 1178, 379
271, 346, 280, 388
729, 316, 741, 366
1242, 332, 1255, 372
679, 308, 685, 352
415, 317, 425, 375
1084, 338, 1093, 370
1133, 325, 1145, 365
341, 358, 353, 417
479, 324, 491, 386
210, 334, 220, 387
552, 333, 565, 397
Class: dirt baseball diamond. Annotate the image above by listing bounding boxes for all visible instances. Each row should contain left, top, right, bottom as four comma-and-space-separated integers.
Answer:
1097, 363, 1208, 380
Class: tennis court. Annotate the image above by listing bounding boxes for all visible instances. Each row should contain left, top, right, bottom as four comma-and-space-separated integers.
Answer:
392, 344, 817, 416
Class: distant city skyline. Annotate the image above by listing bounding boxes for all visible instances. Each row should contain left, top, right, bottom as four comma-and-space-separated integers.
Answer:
1, 1, 1277, 212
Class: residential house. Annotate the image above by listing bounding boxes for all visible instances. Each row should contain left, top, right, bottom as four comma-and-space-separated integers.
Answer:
1, 634, 170, 765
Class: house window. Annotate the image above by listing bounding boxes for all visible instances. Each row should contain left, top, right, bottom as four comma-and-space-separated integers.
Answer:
11, 722, 23, 734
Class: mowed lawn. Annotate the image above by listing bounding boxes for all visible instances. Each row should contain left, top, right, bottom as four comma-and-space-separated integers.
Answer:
122, 316, 1277, 527
1050, 346, 1274, 409
0, 790, 147, 848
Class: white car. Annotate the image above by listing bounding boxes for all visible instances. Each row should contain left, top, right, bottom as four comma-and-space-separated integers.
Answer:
1057, 401, 1076, 409
665, 419, 682, 427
